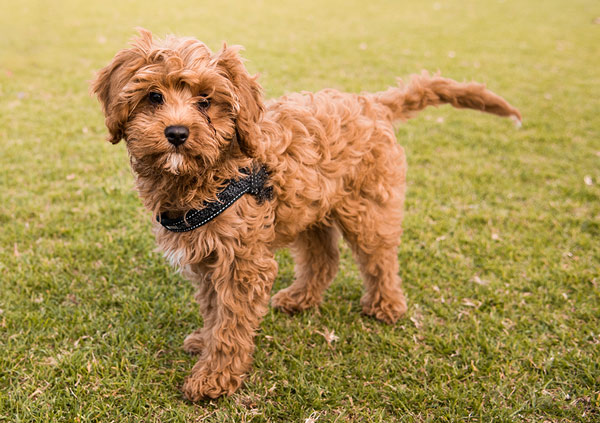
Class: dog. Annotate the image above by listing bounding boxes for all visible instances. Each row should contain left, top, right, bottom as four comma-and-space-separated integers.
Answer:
92, 29, 521, 401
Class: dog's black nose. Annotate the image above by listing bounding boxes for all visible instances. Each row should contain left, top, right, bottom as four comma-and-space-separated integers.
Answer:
164, 125, 189, 146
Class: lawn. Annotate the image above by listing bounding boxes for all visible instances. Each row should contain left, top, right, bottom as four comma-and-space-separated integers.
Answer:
0, 0, 599, 421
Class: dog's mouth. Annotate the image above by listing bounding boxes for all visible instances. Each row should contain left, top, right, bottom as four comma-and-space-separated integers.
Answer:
158, 148, 210, 177
131, 149, 192, 177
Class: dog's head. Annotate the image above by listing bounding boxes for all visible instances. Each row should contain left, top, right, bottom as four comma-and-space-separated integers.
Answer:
91, 29, 264, 176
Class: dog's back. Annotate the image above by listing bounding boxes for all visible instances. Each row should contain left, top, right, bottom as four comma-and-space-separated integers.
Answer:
259, 75, 520, 245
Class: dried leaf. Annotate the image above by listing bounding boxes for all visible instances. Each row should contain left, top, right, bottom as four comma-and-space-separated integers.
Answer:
29, 388, 45, 399
472, 275, 488, 285
410, 316, 422, 329
66, 294, 80, 305
462, 298, 477, 307
42, 356, 58, 366
305, 411, 321, 423
316, 327, 339, 346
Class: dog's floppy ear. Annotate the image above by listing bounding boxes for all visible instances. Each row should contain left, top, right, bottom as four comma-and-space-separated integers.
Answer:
214, 45, 264, 157
91, 29, 152, 144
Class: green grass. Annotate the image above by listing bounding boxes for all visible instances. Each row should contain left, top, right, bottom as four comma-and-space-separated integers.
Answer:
1, 0, 599, 421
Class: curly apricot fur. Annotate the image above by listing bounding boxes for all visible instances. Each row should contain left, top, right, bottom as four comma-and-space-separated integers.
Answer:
92, 29, 520, 401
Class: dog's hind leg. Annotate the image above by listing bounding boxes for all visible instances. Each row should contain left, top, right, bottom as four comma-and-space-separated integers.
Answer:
335, 192, 407, 324
271, 224, 340, 313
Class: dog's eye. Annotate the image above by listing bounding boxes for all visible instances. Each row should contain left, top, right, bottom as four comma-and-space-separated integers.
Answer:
197, 97, 211, 110
148, 92, 164, 105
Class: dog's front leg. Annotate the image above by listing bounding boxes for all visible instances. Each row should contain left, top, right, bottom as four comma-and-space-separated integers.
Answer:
182, 241, 278, 401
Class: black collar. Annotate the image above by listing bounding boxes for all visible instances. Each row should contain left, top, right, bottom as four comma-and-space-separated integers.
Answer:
157, 166, 272, 232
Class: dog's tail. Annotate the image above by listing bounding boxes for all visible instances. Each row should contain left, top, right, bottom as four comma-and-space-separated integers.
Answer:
374, 72, 522, 126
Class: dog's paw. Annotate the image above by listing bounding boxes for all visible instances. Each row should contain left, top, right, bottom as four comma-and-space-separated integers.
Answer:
361, 295, 407, 324
271, 287, 320, 314
182, 330, 205, 355
182, 366, 241, 401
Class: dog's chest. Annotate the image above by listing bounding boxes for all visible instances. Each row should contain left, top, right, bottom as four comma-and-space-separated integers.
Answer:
162, 245, 187, 269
